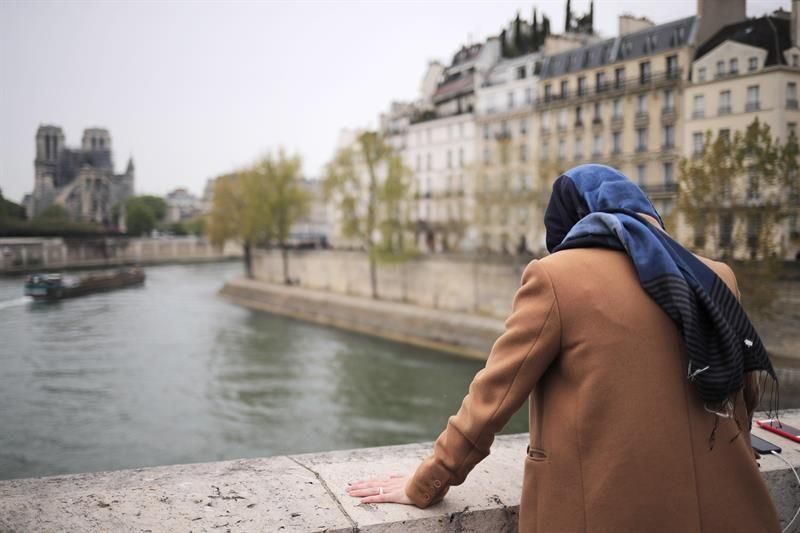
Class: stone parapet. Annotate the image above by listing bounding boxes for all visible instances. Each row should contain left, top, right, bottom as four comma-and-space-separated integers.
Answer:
1, 410, 799, 532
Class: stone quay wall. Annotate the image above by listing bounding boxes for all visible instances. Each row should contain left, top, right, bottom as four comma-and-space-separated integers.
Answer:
251, 249, 800, 360
252, 249, 530, 319
0, 237, 242, 274
1, 410, 799, 532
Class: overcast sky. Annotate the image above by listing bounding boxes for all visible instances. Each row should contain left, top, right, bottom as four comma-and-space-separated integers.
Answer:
0, 0, 790, 203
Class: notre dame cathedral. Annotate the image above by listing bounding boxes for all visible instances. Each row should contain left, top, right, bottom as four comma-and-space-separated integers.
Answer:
24, 125, 135, 226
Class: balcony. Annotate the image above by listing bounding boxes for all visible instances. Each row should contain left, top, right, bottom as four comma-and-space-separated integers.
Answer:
692, 110, 705, 119
634, 112, 649, 126
788, 99, 799, 109
718, 106, 732, 116
611, 115, 624, 129
746, 101, 761, 112
635, 145, 648, 154
557, 123, 568, 133
535, 69, 681, 109
574, 120, 585, 130
640, 182, 678, 196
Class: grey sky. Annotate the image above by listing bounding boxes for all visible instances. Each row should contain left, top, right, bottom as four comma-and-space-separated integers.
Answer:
0, 0, 789, 203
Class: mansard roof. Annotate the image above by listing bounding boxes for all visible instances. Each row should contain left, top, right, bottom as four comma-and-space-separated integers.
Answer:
540, 16, 697, 78
694, 15, 792, 67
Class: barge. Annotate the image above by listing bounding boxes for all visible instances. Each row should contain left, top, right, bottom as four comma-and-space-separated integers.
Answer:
24, 267, 145, 301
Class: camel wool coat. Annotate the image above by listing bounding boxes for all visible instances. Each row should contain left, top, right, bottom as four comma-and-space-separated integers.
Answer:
406, 247, 781, 533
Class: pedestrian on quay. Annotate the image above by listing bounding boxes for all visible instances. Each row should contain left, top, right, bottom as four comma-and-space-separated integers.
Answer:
345, 164, 782, 532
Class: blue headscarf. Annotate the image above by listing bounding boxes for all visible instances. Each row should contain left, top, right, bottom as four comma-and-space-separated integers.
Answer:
544, 164, 776, 412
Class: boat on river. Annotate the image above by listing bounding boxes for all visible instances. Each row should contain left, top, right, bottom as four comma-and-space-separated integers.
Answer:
24, 267, 145, 301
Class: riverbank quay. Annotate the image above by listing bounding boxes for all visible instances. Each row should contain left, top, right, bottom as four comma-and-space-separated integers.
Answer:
1, 410, 798, 532
219, 277, 505, 359
250, 249, 800, 360
0, 237, 242, 275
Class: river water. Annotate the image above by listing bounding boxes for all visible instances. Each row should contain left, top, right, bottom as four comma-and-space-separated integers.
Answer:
1, 261, 798, 482
0, 262, 526, 481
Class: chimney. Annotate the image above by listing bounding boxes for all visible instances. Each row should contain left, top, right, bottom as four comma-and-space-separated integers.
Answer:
618, 14, 655, 36
695, 0, 746, 45
793, 0, 799, 46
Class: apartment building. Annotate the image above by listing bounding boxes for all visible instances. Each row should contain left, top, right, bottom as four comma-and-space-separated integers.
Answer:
681, 11, 800, 259
536, 14, 698, 231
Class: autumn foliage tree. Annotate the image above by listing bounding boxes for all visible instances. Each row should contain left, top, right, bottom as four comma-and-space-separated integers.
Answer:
323, 131, 413, 299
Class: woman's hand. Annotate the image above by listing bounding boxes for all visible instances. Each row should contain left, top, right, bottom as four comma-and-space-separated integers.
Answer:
345, 473, 413, 505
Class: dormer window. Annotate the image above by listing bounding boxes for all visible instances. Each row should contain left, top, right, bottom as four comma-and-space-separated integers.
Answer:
698, 67, 706, 82
748, 57, 758, 72
716, 60, 725, 77
729, 58, 738, 74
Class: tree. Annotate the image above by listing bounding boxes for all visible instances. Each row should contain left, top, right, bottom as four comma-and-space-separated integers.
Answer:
207, 173, 262, 278
34, 204, 70, 221
125, 201, 157, 236
678, 118, 799, 316
207, 151, 309, 280
324, 131, 413, 299
254, 151, 310, 284
0, 191, 26, 221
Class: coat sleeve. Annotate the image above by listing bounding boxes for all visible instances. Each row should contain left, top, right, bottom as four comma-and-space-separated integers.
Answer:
405, 260, 562, 508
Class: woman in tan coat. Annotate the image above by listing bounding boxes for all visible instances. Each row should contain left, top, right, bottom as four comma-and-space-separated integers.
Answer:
346, 165, 782, 532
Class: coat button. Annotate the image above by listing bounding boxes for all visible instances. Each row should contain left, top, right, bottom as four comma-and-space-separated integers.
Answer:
433, 479, 442, 488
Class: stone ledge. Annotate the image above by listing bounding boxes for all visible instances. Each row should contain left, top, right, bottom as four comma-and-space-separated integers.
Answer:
1, 410, 799, 532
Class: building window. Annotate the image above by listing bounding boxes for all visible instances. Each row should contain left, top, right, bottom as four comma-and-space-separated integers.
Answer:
578, 76, 587, 96
446, 150, 452, 169
612, 98, 622, 119
615, 67, 625, 89
698, 67, 706, 82
636, 128, 648, 152
790, 122, 797, 138
558, 139, 566, 159
663, 162, 674, 185
416, 155, 421, 171
542, 112, 550, 131
636, 163, 646, 185
483, 125, 490, 140
592, 133, 603, 156
662, 125, 675, 149
692, 132, 704, 155
719, 212, 733, 248
748, 173, 760, 201
729, 57, 738, 74
748, 56, 758, 72
520, 144, 528, 162
636, 94, 648, 116
596, 71, 606, 92
482, 148, 490, 165
517, 66, 526, 80
692, 94, 705, 118
719, 90, 732, 114
666, 55, 678, 78
575, 105, 584, 126
574, 137, 584, 160
542, 141, 550, 161
525, 87, 532, 104
558, 108, 568, 129
719, 128, 730, 142
458, 123, 464, 138
746, 85, 760, 111
508, 91, 515, 109
560, 80, 569, 98
663, 89, 675, 113
788, 82, 798, 109
639, 61, 651, 84
716, 60, 725, 77
544, 83, 552, 100
520, 119, 528, 135
426, 153, 432, 170
593, 101, 602, 122
458, 148, 464, 167
612, 131, 622, 154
